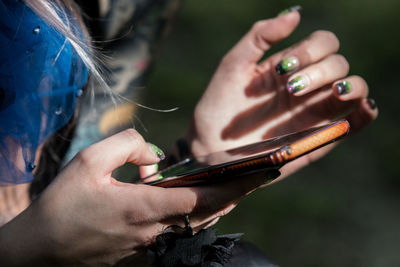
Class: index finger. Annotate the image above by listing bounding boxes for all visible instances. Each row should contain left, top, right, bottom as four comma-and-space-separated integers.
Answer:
72, 129, 162, 176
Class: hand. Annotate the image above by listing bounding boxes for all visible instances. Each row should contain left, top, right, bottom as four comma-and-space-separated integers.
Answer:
187, 11, 378, 179
0, 129, 265, 266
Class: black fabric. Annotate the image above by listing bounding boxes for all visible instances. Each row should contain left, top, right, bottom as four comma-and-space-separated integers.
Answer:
147, 226, 243, 267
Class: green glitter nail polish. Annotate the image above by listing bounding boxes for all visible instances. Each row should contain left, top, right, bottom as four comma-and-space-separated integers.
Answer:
278, 5, 302, 16
287, 75, 308, 94
148, 143, 165, 160
335, 81, 352, 95
154, 163, 159, 172
276, 56, 299, 75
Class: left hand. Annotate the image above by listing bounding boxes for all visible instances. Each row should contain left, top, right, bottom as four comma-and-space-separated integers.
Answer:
185, 11, 377, 179
0, 130, 266, 266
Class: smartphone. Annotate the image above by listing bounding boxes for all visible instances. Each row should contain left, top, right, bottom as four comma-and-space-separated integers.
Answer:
139, 120, 350, 188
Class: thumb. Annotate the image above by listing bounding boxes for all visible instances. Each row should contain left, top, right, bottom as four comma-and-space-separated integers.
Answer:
73, 129, 165, 176
224, 10, 300, 65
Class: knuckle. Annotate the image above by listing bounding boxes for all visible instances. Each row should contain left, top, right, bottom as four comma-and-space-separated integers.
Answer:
122, 128, 140, 140
313, 30, 340, 51
121, 128, 143, 147
75, 149, 96, 168
251, 20, 272, 51
325, 31, 340, 47
317, 30, 339, 43
314, 65, 327, 82
182, 195, 197, 214
301, 38, 317, 62
252, 20, 268, 32
334, 54, 350, 73
302, 44, 314, 62
123, 208, 147, 225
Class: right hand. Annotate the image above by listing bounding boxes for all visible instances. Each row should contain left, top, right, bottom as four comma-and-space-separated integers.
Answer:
0, 129, 265, 266
186, 11, 377, 180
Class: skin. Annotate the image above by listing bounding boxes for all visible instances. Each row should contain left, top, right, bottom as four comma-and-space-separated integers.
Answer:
0, 129, 266, 266
186, 12, 377, 180
0, 11, 377, 266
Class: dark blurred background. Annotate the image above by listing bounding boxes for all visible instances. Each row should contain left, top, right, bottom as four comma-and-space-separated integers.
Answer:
136, 0, 400, 266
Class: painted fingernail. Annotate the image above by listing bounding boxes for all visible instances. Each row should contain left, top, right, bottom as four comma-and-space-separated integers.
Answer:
367, 98, 377, 110
335, 81, 352, 95
148, 143, 165, 160
275, 56, 299, 75
264, 169, 281, 184
278, 5, 302, 16
287, 75, 309, 94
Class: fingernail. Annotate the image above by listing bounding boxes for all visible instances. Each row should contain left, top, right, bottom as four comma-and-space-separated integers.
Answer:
367, 98, 377, 110
278, 5, 302, 16
287, 75, 309, 94
264, 169, 281, 184
148, 143, 165, 160
275, 56, 299, 75
335, 81, 352, 95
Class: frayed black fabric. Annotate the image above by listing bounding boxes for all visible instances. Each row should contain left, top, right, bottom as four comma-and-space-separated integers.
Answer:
147, 226, 242, 267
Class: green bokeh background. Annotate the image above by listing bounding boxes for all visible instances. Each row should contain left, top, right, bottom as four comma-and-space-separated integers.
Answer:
136, 1, 400, 266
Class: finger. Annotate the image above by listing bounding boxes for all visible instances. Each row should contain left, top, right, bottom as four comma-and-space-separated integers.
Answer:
188, 202, 238, 229
270, 30, 340, 75
72, 129, 164, 176
224, 12, 300, 66
119, 185, 197, 224
286, 54, 349, 95
278, 99, 377, 176
161, 203, 236, 232
139, 164, 159, 179
346, 98, 378, 132
192, 217, 220, 233
123, 172, 266, 223
190, 173, 266, 214
333, 75, 369, 100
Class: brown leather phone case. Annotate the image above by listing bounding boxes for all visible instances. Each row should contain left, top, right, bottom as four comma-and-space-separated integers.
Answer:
141, 120, 350, 188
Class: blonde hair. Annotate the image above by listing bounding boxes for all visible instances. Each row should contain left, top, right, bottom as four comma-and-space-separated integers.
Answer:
24, 0, 112, 102
23, 0, 176, 113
